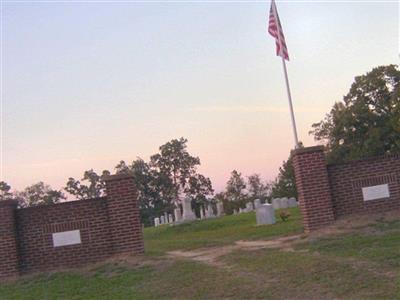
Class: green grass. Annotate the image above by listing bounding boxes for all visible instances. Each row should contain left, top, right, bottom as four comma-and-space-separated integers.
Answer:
2, 208, 400, 299
145, 207, 303, 255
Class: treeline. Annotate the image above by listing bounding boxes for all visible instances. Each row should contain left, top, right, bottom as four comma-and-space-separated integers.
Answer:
0, 138, 214, 226
0, 136, 290, 226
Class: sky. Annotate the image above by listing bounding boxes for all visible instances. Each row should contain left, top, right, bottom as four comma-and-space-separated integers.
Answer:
1, 0, 399, 194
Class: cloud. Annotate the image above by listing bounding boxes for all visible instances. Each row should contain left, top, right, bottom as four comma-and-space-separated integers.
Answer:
187, 105, 327, 113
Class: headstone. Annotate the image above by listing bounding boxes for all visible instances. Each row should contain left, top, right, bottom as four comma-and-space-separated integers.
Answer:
280, 197, 289, 209
164, 212, 169, 223
205, 205, 214, 218
168, 214, 173, 223
256, 203, 276, 225
200, 207, 205, 219
216, 201, 224, 216
154, 217, 160, 227
239, 208, 244, 214
288, 197, 298, 207
245, 202, 253, 212
182, 197, 196, 221
160, 215, 165, 224
254, 199, 262, 209
272, 198, 281, 210
174, 208, 182, 222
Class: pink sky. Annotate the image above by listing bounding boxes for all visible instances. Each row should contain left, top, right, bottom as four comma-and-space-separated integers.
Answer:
2, 1, 398, 194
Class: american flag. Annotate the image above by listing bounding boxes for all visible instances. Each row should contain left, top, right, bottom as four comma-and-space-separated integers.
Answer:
268, 0, 289, 61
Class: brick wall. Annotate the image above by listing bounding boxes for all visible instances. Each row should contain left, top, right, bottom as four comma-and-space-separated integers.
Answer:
0, 173, 144, 280
0, 200, 19, 278
291, 146, 335, 232
292, 146, 400, 231
328, 154, 400, 217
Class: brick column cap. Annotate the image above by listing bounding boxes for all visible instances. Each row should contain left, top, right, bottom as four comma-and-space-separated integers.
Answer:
0, 199, 18, 208
104, 173, 134, 182
291, 145, 325, 157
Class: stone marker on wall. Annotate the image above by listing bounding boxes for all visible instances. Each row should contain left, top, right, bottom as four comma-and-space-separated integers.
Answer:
182, 197, 196, 221
256, 203, 276, 225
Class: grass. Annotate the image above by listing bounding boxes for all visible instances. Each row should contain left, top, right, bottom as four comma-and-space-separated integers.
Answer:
1, 208, 400, 299
145, 207, 302, 255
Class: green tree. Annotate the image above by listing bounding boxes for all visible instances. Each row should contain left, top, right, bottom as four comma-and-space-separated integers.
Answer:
270, 157, 297, 200
17, 182, 66, 207
225, 170, 247, 210
150, 138, 213, 209
65, 169, 110, 199
116, 138, 213, 225
247, 174, 270, 203
311, 64, 400, 163
0, 181, 13, 201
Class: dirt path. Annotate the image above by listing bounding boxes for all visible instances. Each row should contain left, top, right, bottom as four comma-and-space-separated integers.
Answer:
167, 234, 304, 266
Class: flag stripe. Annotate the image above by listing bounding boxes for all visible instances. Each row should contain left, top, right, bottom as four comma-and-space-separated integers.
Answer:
268, 0, 289, 60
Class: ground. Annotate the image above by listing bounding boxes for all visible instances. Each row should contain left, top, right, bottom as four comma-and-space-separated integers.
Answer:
1, 208, 400, 299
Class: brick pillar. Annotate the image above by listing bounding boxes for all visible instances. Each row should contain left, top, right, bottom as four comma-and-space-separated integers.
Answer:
0, 200, 20, 279
104, 173, 144, 254
291, 146, 335, 232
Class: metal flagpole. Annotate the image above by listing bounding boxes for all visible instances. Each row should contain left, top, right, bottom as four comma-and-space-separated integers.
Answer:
271, 0, 299, 148
281, 57, 299, 147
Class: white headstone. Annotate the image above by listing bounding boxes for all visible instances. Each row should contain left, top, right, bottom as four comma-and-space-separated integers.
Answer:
154, 217, 160, 227
168, 214, 173, 223
256, 203, 276, 225
160, 215, 165, 224
174, 208, 182, 222
239, 208, 244, 214
245, 202, 253, 212
182, 197, 196, 221
288, 198, 298, 207
272, 198, 281, 210
216, 202, 224, 216
205, 205, 214, 218
200, 207, 205, 219
254, 199, 262, 209
280, 197, 289, 209
164, 212, 169, 223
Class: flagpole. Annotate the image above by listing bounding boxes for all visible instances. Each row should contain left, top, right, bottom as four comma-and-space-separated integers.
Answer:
281, 57, 299, 147
271, 0, 299, 148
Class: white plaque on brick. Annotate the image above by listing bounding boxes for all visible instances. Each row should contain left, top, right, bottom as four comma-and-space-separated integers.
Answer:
52, 230, 81, 247
362, 184, 390, 201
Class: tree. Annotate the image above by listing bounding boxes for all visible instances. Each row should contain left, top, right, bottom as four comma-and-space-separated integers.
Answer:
247, 174, 270, 202
270, 157, 297, 200
115, 138, 213, 226
311, 65, 400, 163
65, 169, 110, 200
225, 170, 247, 210
150, 138, 213, 207
17, 182, 66, 207
0, 181, 13, 201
